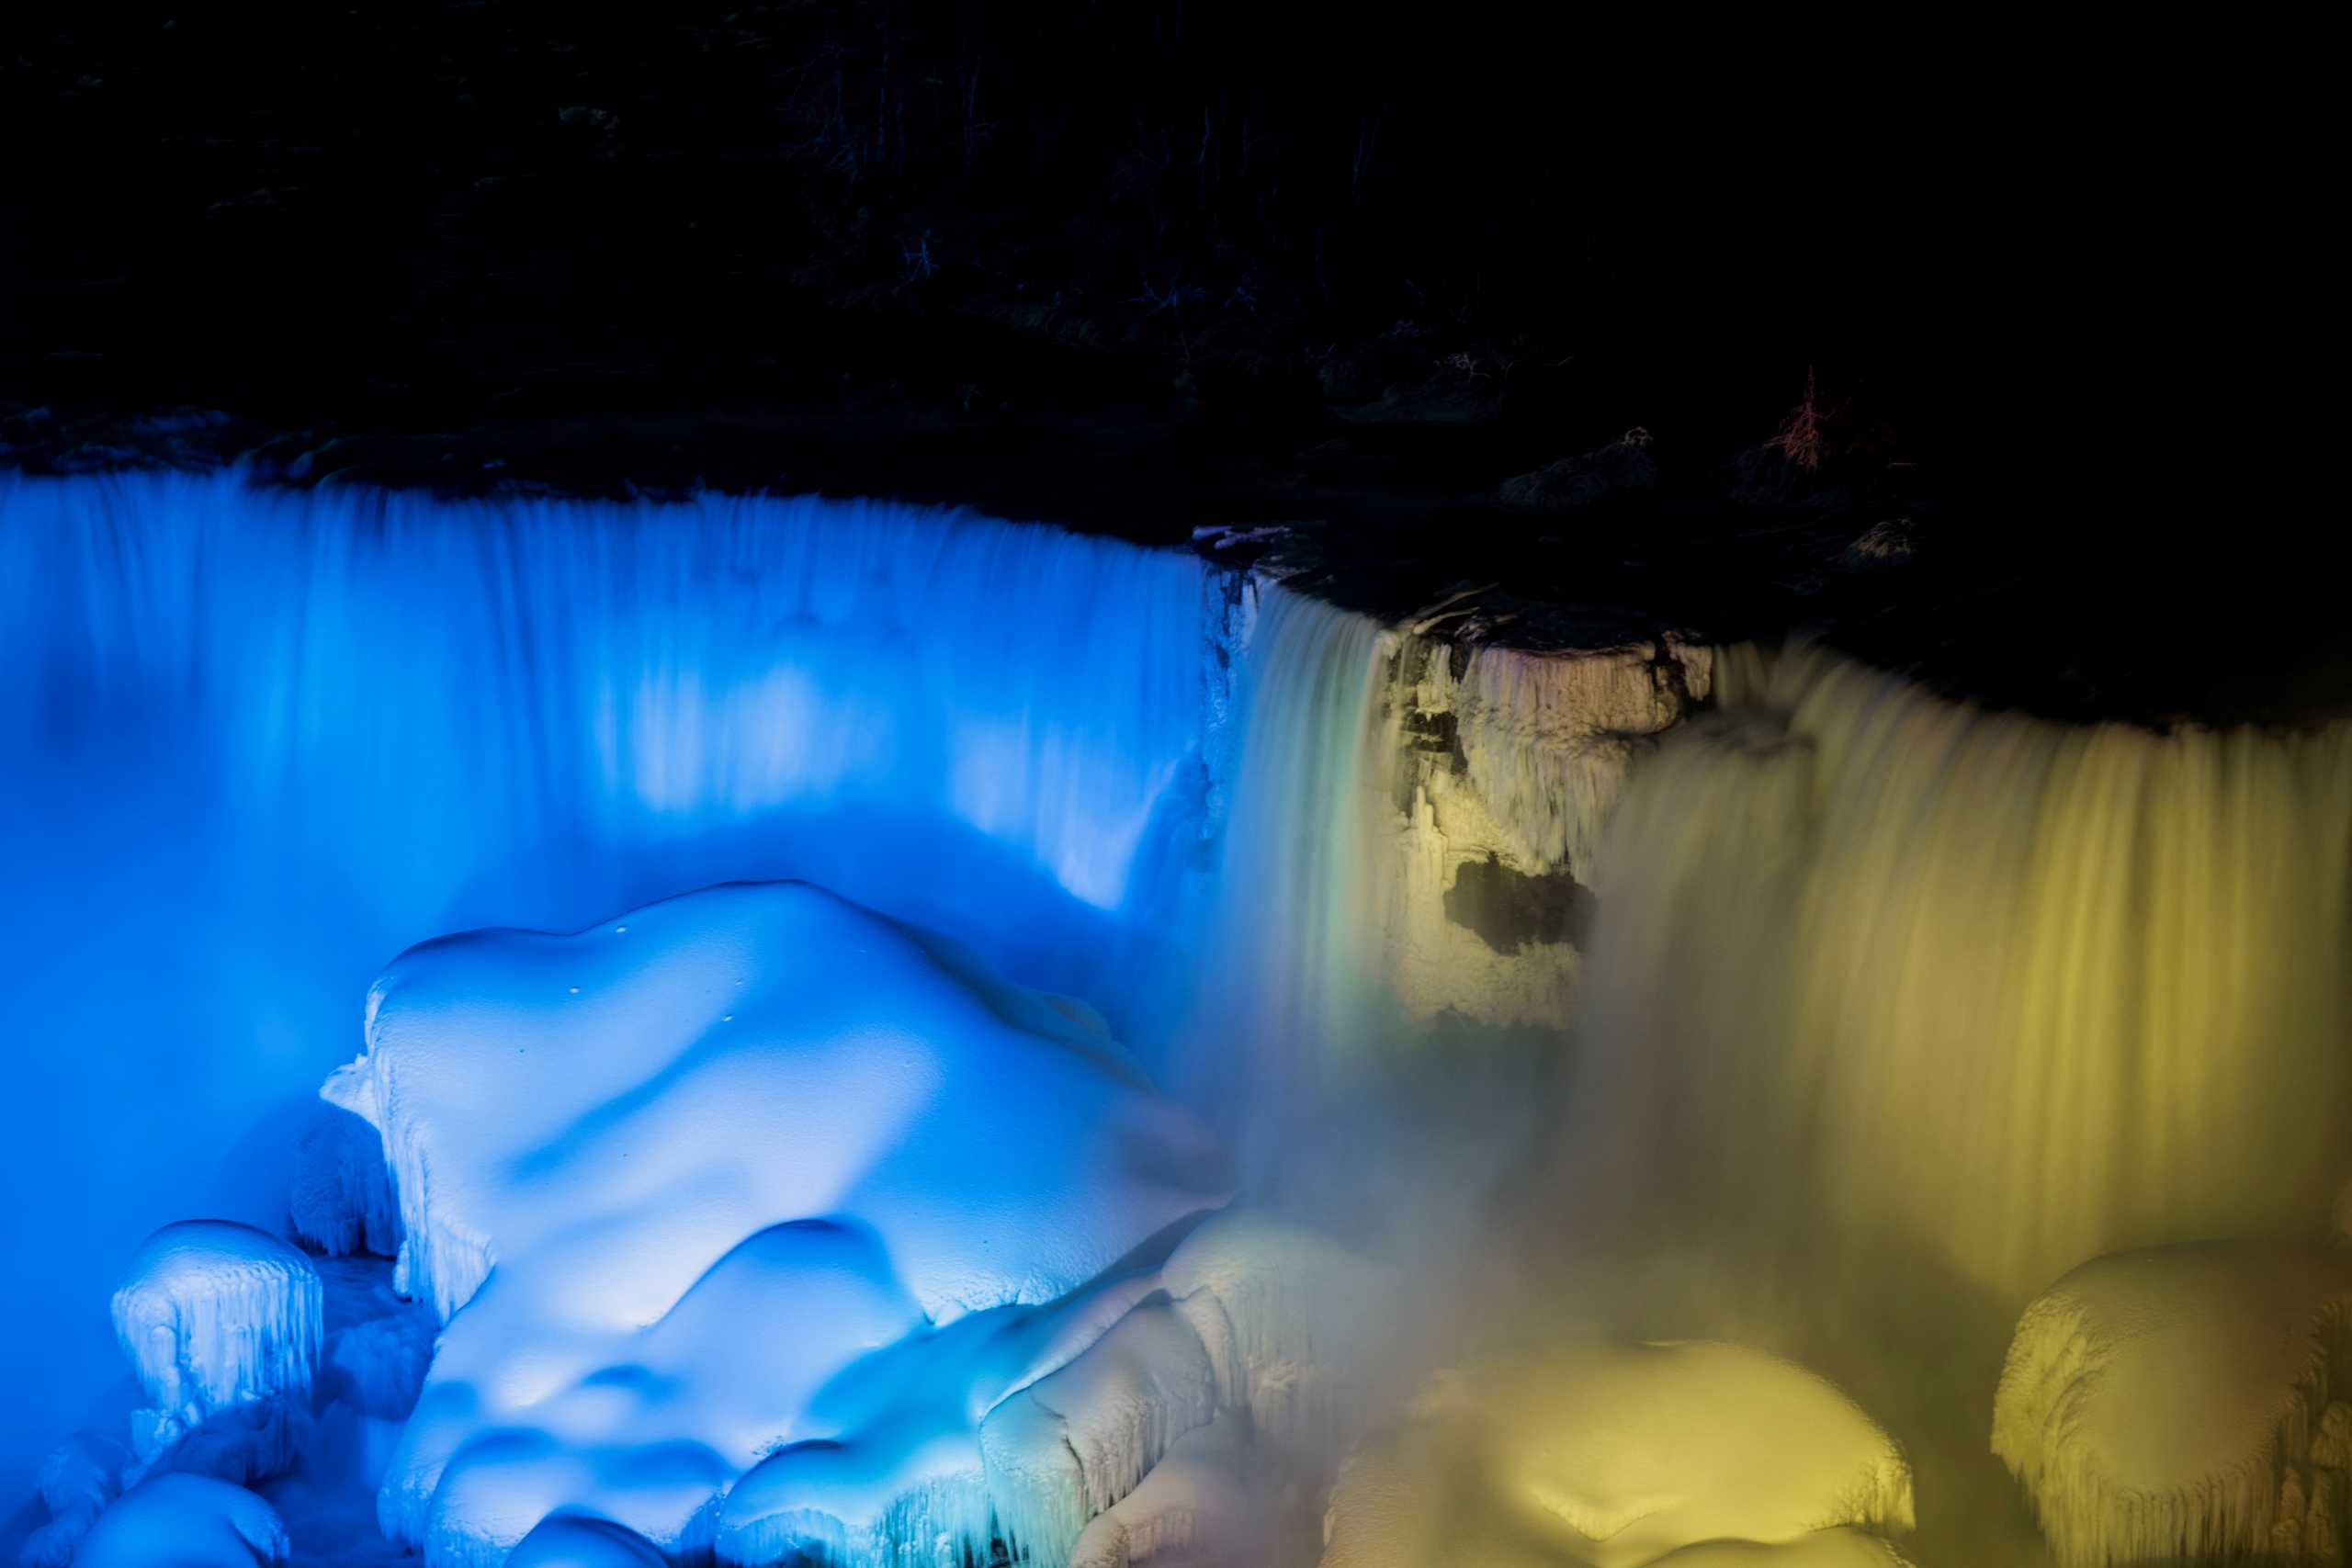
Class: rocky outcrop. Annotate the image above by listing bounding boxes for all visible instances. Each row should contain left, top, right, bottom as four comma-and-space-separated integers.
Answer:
1371, 617, 1711, 1030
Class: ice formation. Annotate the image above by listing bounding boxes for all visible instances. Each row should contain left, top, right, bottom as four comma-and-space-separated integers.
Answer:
712, 1206, 1361, 1568
1317, 1340, 1914, 1568
505, 1513, 668, 1567
979, 1301, 1221, 1562
709, 1264, 1165, 1568
1369, 624, 1711, 1031
71, 1473, 289, 1568
110, 1221, 323, 1477
17, 1431, 130, 1568
1564, 638, 2352, 1301
1158, 1211, 1395, 1459
1993, 1242, 2352, 1567
330, 880, 1229, 1565
1066, 1417, 1269, 1568
288, 1103, 401, 1258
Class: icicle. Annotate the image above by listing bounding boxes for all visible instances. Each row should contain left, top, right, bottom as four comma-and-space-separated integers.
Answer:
288, 1101, 401, 1258
110, 1221, 322, 1480
980, 1302, 1220, 1567
1994, 1242, 2352, 1568
1159, 1212, 1393, 1463
1066, 1416, 1266, 1568
715, 1461, 999, 1568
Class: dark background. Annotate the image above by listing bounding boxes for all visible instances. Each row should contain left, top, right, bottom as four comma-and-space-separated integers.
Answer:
1, 4, 2335, 720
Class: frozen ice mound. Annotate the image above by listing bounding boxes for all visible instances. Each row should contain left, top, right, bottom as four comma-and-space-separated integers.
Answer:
979, 1299, 1221, 1562
330, 880, 1231, 1566
71, 1472, 289, 1568
110, 1220, 322, 1479
17, 1430, 130, 1568
710, 1206, 1375, 1568
709, 1263, 1165, 1568
1066, 1416, 1272, 1568
1318, 1340, 1915, 1568
1641, 1531, 1917, 1565
1994, 1241, 2352, 1567
1159, 1210, 1394, 1461
505, 1511, 668, 1567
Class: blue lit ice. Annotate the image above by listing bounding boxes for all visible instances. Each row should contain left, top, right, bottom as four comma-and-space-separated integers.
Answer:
325, 880, 1230, 1564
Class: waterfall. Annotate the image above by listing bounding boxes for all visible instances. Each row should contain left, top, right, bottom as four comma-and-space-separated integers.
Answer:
1564, 640, 2352, 1305
0, 470, 1247, 1491
1177, 581, 1396, 1134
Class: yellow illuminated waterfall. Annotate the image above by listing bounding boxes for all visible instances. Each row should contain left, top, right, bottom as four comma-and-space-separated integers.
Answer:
1569, 641, 2352, 1303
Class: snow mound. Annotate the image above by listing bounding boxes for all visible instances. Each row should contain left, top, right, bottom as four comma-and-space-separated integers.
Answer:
110, 1221, 322, 1477
710, 1264, 1168, 1568
288, 1102, 400, 1258
17, 1430, 130, 1568
1993, 1241, 2352, 1567
505, 1512, 668, 1567
1068, 1417, 1272, 1568
334, 881, 1227, 1566
1160, 1211, 1395, 1459
72, 1473, 289, 1568
1319, 1340, 1914, 1568
1644, 1529, 1918, 1565
981, 1300, 1221, 1564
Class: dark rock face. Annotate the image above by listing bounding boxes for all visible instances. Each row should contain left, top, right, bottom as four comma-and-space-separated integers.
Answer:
1444, 853, 1597, 955
1497, 438, 1660, 513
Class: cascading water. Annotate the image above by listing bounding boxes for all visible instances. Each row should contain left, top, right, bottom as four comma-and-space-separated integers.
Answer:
1564, 639, 2352, 1307
0, 470, 1401, 1502
1176, 581, 1396, 1142
19, 466, 2349, 1567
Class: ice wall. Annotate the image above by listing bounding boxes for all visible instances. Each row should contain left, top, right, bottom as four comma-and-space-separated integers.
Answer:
1561, 639, 2352, 1303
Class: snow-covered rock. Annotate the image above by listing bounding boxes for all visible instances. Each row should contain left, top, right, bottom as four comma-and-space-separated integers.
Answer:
1319, 1340, 1914, 1568
1994, 1242, 2352, 1568
110, 1221, 322, 1479
335, 881, 1228, 1566
72, 1473, 289, 1568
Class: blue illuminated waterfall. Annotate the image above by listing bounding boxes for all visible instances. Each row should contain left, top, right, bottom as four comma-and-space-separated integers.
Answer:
0, 470, 1396, 1498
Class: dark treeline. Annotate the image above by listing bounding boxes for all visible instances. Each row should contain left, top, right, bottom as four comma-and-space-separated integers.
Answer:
3, 5, 2009, 448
